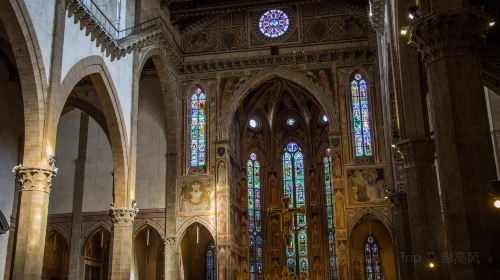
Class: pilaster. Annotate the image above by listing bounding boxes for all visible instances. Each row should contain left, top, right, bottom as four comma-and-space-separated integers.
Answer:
108, 206, 138, 280
11, 165, 57, 279
215, 141, 231, 280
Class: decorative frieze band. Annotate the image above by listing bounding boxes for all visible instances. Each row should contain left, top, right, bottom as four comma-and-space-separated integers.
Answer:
13, 166, 57, 194
109, 207, 139, 227
178, 47, 371, 74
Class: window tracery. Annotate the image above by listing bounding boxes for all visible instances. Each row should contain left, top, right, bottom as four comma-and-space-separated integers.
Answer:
248, 153, 263, 280
323, 148, 336, 279
351, 73, 373, 157
365, 236, 382, 280
190, 87, 207, 167
282, 142, 309, 278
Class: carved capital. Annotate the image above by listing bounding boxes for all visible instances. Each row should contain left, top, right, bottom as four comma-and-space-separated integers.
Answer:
109, 207, 138, 227
398, 138, 435, 167
369, 0, 386, 33
408, 9, 489, 63
14, 166, 57, 194
164, 237, 176, 245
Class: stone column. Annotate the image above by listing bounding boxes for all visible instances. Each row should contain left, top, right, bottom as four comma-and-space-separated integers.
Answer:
409, 9, 500, 279
164, 237, 176, 279
164, 153, 177, 280
399, 138, 449, 279
11, 165, 56, 279
68, 112, 89, 280
108, 206, 138, 280
3, 176, 20, 280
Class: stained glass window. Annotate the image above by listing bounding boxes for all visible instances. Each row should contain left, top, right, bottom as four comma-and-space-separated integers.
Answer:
248, 153, 263, 280
286, 118, 296, 126
282, 142, 309, 278
351, 73, 373, 157
206, 242, 216, 280
323, 149, 336, 279
259, 9, 290, 38
365, 236, 382, 280
190, 87, 207, 167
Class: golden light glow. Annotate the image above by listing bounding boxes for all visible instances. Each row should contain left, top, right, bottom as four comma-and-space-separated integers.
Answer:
400, 28, 408, 36
494, 199, 500, 209
428, 262, 435, 269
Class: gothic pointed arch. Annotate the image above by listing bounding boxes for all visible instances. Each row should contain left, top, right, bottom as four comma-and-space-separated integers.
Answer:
56, 56, 129, 207
0, 0, 49, 165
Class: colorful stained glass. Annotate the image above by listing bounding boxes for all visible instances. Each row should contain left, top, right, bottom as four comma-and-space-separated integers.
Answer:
365, 236, 382, 280
191, 87, 207, 167
323, 149, 337, 279
259, 9, 290, 38
248, 154, 263, 280
282, 142, 309, 278
206, 242, 216, 280
351, 73, 373, 157
286, 118, 296, 126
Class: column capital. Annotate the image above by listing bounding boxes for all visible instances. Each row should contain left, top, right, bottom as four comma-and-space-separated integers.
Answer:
13, 165, 57, 194
369, 0, 386, 33
108, 207, 138, 227
408, 8, 490, 63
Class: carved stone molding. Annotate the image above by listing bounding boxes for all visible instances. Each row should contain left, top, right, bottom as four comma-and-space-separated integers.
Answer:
109, 207, 139, 227
408, 8, 489, 63
179, 47, 371, 74
164, 237, 176, 245
369, 0, 386, 33
14, 166, 57, 194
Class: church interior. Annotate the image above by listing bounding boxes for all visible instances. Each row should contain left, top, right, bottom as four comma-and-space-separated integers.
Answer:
0, 0, 500, 279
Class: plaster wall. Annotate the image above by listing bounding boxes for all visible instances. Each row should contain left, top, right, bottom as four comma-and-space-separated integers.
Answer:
49, 109, 113, 214
82, 114, 114, 212
49, 110, 80, 214
24, 0, 56, 82
135, 75, 167, 209
60, 12, 134, 141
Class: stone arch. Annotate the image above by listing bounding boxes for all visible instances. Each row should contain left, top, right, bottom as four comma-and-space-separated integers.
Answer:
80, 224, 112, 254
135, 46, 179, 154
46, 225, 70, 246
134, 219, 165, 240
0, 0, 49, 166
55, 55, 129, 207
348, 208, 393, 241
176, 217, 216, 247
220, 67, 337, 140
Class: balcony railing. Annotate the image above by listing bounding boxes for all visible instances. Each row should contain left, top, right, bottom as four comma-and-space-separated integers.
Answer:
72, 0, 181, 55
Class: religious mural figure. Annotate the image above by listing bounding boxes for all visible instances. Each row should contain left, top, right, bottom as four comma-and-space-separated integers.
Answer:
179, 181, 214, 213
334, 190, 346, 229
332, 152, 342, 178
217, 161, 227, 186
348, 168, 386, 203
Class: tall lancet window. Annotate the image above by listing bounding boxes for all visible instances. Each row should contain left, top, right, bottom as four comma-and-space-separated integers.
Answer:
282, 142, 309, 278
190, 87, 207, 167
247, 153, 263, 280
323, 149, 336, 279
365, 236, 382, 280
206, 242, 216, 280
351, 73, 373, 157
